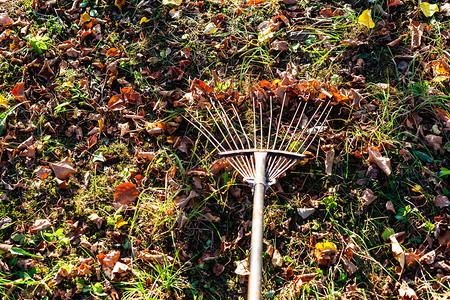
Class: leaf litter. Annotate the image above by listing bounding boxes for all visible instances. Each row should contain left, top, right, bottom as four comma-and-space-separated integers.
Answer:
0, 0, 448, 298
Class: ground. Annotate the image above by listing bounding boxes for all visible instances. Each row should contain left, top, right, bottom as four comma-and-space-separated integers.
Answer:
0, 0, 449, 299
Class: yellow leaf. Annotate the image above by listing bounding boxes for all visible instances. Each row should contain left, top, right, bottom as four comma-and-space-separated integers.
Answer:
358, 9, 375, 29
420, 2, 439, 17
162, 0, 182, 6
315, 242, 337, 252
0, 95, 8, 109
115, 0, 125, 9
98, 117, 104, 133
116, 219, 127, 229
139, 17, 150, 25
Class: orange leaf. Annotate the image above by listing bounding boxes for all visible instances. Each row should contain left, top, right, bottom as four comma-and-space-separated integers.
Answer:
114, 182, 139, 205
115, 0, 125, 10
12, 82, 27, 102
247, 0, 264, 5
106, 48, 120, 57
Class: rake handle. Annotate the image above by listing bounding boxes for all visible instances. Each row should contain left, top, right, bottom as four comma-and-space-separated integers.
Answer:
248, 152, 267, 300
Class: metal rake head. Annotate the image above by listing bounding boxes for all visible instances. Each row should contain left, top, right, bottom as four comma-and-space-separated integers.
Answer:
185, 93, 332, 186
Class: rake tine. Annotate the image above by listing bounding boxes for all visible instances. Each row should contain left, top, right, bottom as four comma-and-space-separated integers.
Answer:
295, 100, 331, 153
204, 105, 253, 179
184, 111, 251, 179
230, 104, 256, 180
300, 104, 332, 154
214, 102, 256, 179
289, 102, 324, 152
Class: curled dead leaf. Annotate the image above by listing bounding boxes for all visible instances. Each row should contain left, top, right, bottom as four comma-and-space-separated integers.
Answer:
434, 195, 450, 208
368, 146, 391, 176
234, 258, 250, 276
50, 157, 77, 180
272, 249, 283, 267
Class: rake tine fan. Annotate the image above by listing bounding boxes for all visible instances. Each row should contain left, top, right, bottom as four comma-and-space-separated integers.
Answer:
186, 94, 332, 300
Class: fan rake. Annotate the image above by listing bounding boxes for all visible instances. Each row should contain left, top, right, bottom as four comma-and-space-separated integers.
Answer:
185, 93, 332, 300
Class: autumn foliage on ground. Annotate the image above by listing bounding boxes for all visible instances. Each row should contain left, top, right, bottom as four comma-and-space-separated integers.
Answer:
0, 0, 449, 299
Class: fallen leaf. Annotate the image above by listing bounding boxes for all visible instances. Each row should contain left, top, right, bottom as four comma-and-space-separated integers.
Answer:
345, 243, 356, 259
409, 21, 425, 50
234, 258, 250, 276
247, 0, 264, 5
174, 190, 197, 208
314, 242, 338, 266
325, 148, 335, 176
386, 201, 396, 213
98, 250, 120, 280
114, 182, 139, 206
50, 267, 68, 286
389, 235, 405, 269
204, 212, 220, 222
297, 208, 315, 219
387, 0, 404, 6
361, 188, 377, 206
162, 0, 182, 6
434, 261, 450, 272
106, 48, 120, 57
398, 280, 417, 300
441, 3, 450, 16
425, 134, 442, 151
204, 23, 217, 35
419, 250, 435, 265
12, 82, 27, 102
420, 2, 439, 17
434, 195, 450, 208
271, 40, 289, 51
272, 249, 283, 267
358, 9, 375, 29
213, 263, 224, 276
31, 219, 51, 233
112, 261, 129, 279
0, 13, 13, 27
50, 157, 77, 180
114, 0, 125, 10
341, 256, 357, 275
368, 146, 391, 176
139, 17, 150, 25
138, 250, 174, 266
37, 60, 55, 81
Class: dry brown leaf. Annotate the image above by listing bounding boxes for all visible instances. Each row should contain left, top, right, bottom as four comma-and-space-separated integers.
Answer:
314, 242, 338, 266
434, 261, 450, 272
50, 267, 68, 286
234, 258, 250, 276
213, 263, 225, 276
341, 256, 357, 275
297, 207, 315, 219
409, 21, 425, 50
31, 219, 51, 233
98, 250, 120, 279
0, 13, 13, 27
425, 134, 442, 151
50, 157, 77, 180
386, 201, 396, 213
345, 243, 356, 259
325, 148, 335, 176
368, 146, 391, 176
272, 249, 283, 267
434, 195, 450, 208
418, 250, 435, 265
398, 280, 417, 300
138, 250, 174, 266
204, 212, 220, 222
271, 40, 289, 51
361, 188, 377, 206
35, 166, 52, 180
114, 182, 139, 206
389, 235, 405, 269
174, 190, 197, 208
38, 60, 56, 81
